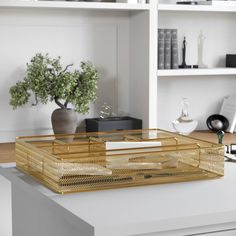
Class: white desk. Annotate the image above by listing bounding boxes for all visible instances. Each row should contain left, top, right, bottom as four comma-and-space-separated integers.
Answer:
1, 163, 236, 236
0, 163, 15, 236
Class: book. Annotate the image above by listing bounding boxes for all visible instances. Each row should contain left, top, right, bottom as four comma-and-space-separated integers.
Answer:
158, 29, 165, 70
171, 29, 179, 69
220, 94, 236, 133
164, 29, 171, 69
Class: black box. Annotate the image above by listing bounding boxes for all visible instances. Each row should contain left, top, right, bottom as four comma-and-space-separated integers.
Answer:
226, 54, 236, 67
85, 116, 142, 132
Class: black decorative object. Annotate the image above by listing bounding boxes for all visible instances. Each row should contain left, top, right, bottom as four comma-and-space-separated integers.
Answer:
179, 37, 191, 69
226, 54, 236, 68
85, 116, 142, 132
176, 1, 198, 5
206, 114, 229, 132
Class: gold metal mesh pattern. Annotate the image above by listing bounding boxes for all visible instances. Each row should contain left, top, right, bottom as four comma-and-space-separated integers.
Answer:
15, 129, 224, 194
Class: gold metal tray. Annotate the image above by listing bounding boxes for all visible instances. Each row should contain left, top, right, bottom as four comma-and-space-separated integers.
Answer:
16, 129, 224, 194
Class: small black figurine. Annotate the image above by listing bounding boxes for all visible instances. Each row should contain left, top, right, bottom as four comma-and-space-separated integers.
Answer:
177, 1, 198, 5
179, 37, 191, 69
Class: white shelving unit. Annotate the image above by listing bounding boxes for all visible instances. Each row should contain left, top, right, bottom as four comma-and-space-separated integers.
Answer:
0, 1, 150, 10
157, 1, 236, 131
158, 68, 236, 77
158, 3, 236, 13
2, 0, 236, 141
0, 0, 158, 142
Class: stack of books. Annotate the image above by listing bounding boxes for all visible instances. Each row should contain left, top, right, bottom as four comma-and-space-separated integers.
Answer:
158, 29, 179, 70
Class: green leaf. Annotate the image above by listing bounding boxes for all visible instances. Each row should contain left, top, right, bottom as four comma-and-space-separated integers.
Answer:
9, 54, 100, 114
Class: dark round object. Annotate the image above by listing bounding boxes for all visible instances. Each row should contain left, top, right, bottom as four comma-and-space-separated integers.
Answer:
206, 114, 229, 132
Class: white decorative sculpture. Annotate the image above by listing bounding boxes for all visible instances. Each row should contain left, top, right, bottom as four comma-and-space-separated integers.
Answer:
197, 30, 208, 68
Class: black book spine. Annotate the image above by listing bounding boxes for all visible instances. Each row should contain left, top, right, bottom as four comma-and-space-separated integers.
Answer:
158, 29, 165, 70
171, 29, 179, 69
164, 29, 171, 69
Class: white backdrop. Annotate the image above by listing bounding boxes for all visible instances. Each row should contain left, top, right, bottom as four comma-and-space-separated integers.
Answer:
0, 8, 130, 142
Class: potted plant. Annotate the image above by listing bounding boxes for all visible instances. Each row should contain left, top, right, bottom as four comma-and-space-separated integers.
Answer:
9, 53, 100, 134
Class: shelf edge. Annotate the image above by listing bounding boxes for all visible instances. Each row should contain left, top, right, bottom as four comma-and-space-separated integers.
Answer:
158, 4, 236, 13
0, 1, 150, 11
157, 68, 236, 77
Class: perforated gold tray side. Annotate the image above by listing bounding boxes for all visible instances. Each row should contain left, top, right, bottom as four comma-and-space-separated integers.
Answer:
16, 129, 224, 194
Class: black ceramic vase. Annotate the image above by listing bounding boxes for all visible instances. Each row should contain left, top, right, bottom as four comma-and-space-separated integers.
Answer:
51, 108, 77, 135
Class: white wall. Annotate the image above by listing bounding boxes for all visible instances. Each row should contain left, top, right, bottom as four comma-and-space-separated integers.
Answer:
0, 8, 130, 142
158, 76, 236, 131
158, 11, 236, 130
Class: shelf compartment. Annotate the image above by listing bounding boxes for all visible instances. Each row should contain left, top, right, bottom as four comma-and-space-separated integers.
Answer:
0, 1, 150, 11
158, 4, 236, 13
157, 68, 236, 77
15, 129, 224, 194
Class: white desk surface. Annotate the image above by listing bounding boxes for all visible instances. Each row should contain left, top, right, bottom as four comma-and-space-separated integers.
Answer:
2, 163, 236, 235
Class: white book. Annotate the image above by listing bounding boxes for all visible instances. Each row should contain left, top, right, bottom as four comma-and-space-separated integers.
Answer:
220, 94, 236, 133
106, 141, 161, 150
